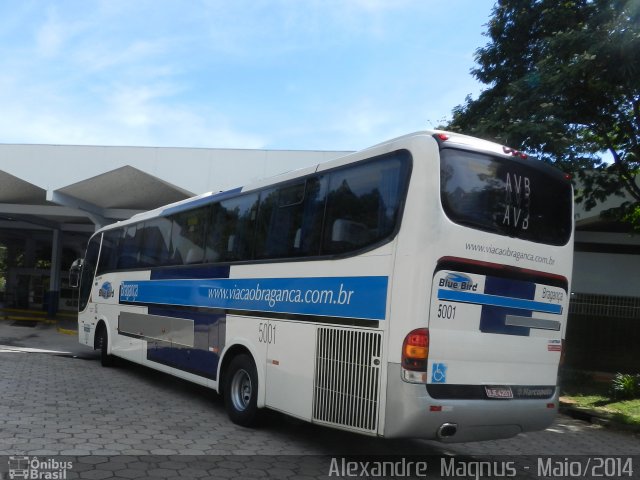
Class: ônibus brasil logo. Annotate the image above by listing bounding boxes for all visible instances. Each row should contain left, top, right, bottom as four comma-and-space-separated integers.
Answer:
8, 456, 72, 479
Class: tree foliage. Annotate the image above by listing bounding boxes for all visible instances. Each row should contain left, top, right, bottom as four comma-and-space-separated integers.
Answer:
447, 0, 640, 226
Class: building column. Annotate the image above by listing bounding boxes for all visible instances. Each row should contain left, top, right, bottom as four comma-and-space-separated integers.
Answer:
48, 229, 63, 318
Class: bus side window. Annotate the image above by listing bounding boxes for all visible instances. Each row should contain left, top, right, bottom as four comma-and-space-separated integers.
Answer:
169, 207, 207, 265
255, 176, 327, 259
331, 219, 369, 244
208, 202, 229, 261
118, 224, 143, 269
255, 182, 304, 259
322, 156, 407, 254
139, 218, 173, 267
298, 176, 327, 255
209, 193, 258, 262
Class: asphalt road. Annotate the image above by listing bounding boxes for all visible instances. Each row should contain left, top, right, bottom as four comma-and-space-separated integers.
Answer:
0, 321, 638, 479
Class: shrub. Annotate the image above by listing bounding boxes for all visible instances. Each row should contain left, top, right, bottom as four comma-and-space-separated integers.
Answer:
610, 373, 639, 400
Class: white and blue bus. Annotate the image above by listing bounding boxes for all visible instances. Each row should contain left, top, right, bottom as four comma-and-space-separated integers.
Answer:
72, 131, 573, 442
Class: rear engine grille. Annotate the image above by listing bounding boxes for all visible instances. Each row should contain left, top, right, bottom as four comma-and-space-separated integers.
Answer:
313, 327, 382, 433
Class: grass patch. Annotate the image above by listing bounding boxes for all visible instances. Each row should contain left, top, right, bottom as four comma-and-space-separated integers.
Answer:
604, 400, 640, 426
561, 379, 640, 426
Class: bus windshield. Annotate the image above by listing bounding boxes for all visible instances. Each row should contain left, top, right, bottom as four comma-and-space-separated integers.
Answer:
440, 148, 572, 246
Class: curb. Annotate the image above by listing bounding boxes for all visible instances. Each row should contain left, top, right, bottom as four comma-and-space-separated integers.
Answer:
0, 311, 78, 335
1, 316, 56, 325
559, 403, 640, 434
1, 308, 77, 328
57, 327, 78, 336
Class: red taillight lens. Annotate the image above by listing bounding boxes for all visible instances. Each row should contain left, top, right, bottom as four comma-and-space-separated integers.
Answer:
402, 328, 429, 371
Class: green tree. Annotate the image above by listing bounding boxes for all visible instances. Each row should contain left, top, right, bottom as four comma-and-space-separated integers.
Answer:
447, 0, 640, 226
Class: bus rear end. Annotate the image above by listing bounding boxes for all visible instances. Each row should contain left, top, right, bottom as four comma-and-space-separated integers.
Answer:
385, 132, 573, 442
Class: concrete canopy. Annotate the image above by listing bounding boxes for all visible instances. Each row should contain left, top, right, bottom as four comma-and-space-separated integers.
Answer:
0, 170, 93, 232
0, 146, 345, 317
0, 166, 194, 232
49, 165, 194, 229
54, 165, 194, 210
0, 170, 48, 205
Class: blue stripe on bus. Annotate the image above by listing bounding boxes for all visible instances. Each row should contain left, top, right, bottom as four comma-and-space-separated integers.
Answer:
437, 289, 562, 314
121, 276, 388, 321
480, 275, 535, 336
146, 306, 224, 380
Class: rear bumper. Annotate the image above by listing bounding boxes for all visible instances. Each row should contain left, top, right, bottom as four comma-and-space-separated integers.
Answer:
383, 363, 558, 442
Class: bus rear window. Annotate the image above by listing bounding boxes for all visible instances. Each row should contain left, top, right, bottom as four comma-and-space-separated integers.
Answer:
440, 148, 572, 246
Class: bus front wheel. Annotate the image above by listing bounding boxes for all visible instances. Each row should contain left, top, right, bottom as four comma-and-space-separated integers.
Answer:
96, 325, 114, 367
224, 354, 259, 427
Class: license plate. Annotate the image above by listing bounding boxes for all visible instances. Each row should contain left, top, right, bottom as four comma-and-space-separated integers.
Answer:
485, 386, 513, 399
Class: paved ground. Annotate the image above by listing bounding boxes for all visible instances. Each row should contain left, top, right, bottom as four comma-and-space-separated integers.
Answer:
0, 321, 638, 479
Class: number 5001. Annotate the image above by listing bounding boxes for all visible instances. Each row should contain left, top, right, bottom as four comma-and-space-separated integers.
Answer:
258, 322, 276, 344
437, 304, 456, 319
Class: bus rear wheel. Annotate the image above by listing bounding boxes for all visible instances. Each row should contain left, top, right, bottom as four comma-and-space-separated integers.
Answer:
224, 354, 259, 427
96, 325, 114, 367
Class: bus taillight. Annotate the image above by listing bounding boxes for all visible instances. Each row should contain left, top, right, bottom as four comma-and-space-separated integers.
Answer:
402, 328, 429, 383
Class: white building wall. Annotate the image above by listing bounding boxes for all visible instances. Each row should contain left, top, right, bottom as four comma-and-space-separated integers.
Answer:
0, 144, 352, 195
572, 251, 640, 296
572, 231, 640, 297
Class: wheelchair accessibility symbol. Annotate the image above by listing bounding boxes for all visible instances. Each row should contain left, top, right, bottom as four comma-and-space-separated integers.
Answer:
431, 363, 447, 383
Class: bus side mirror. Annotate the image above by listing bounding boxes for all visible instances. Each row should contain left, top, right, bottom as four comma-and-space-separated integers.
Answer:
69, 258, 83, 288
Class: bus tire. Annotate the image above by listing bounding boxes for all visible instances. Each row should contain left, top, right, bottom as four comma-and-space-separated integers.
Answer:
224, 354, 259, 427
96, 325, 114, 367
